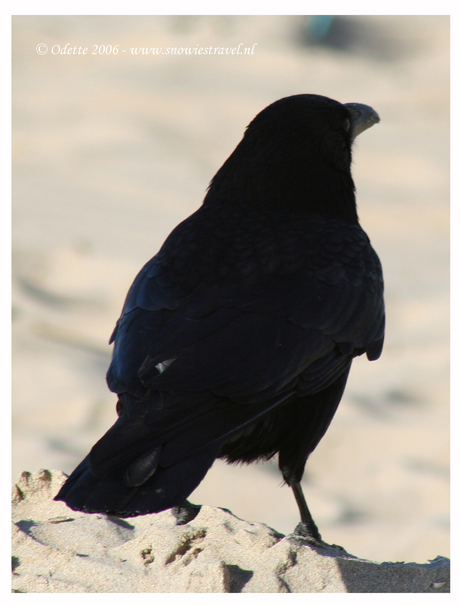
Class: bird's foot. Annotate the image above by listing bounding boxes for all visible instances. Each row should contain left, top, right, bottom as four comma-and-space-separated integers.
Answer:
171, 500, 201, 525
293, 522, 346, 553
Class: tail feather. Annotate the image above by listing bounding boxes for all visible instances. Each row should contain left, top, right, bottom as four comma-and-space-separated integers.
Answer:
54, 443, 221, 516
123, 447, 161, 487
55, 388, 296, 516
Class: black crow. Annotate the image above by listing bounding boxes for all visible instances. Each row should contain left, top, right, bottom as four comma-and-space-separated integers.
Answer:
55, 94, 384, 546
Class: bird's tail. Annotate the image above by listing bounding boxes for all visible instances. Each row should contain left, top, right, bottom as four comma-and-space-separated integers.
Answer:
55, 388, 294, 516
54, 441, 220, 516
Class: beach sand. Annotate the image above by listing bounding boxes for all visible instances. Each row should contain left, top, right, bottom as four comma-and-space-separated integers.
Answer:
12, 469, 450, 592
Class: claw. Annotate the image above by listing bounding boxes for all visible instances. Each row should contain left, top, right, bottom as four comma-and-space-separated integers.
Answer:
171, 500, 201, 525
293, 521, 347, 553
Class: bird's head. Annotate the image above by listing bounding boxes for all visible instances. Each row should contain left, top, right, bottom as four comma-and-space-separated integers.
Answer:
206, 94, 379, 223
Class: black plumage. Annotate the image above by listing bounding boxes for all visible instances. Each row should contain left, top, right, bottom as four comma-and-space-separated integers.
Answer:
55, 94, 384, 545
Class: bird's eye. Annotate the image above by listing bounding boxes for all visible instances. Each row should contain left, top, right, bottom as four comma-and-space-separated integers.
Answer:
343, 118, 351, 132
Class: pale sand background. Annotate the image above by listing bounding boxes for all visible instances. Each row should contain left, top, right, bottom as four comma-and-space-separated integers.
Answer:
12, 15, 449, 565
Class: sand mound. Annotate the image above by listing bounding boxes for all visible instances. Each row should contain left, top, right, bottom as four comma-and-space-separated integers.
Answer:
12, 470, 449, 593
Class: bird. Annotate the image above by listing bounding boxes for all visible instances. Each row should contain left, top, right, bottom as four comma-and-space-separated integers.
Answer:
55, 93, 384, 547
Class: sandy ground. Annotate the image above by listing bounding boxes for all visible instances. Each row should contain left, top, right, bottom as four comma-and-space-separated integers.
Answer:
12, 470, 450, 593
12, 14, 449, 571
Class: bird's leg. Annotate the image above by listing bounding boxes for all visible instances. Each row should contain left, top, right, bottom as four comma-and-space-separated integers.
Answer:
171, 500, 201, 525
291, 481, 322, 542
291, 482, 347, 552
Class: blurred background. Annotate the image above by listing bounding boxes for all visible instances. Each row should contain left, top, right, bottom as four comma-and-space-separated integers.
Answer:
12, 15, 449, 564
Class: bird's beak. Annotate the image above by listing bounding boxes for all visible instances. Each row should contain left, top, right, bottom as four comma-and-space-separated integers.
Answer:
344, 103, 380, 142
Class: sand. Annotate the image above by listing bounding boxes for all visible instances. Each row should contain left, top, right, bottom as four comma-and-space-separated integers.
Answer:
12, 15, 449, 587
11, 470, 450, 593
